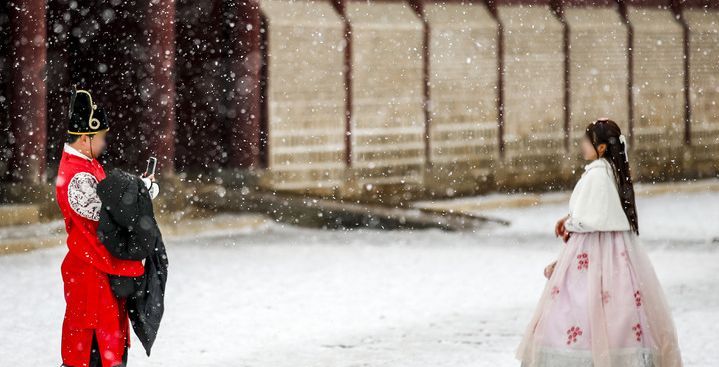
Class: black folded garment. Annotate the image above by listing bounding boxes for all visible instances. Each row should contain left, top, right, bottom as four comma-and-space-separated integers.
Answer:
97, 168, 169, 356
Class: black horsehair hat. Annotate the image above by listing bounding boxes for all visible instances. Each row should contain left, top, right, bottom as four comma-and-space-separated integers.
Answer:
68, 86, 109, 135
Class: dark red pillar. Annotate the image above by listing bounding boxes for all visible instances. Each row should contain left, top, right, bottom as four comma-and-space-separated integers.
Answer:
227, 0, 263, 169
8, 0, 47, 183
483, 0, 506, 159
408, 0, 431, 165
332, 0, 353, 167
144, 0, 177, 175
46, 0, 73, 169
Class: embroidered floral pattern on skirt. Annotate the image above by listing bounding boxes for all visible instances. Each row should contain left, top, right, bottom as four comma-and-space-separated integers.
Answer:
516, 231, 683, 367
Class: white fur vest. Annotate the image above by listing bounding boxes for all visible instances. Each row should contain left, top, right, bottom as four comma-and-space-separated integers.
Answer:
564, 158, 632, 233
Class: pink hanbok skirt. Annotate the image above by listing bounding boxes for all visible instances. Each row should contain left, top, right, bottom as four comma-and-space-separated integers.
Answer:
516, 231, 683, 367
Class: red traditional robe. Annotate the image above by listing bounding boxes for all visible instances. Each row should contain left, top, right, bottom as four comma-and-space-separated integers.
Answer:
55, 144, 144, 367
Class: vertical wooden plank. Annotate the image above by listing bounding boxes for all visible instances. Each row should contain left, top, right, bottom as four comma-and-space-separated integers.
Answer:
498, 3, 564, 169
345, 1, 425, 186
424, 2, 499, 165
682, 4, 719, 174
261, 0, 346, 190
564, 3, 630, 141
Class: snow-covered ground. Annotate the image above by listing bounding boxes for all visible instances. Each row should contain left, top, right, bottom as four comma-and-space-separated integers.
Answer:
1, 190, 717, 366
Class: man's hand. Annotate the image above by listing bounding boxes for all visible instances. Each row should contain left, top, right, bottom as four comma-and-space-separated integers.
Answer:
140, 173, 160, 200
544, 260, 557, 279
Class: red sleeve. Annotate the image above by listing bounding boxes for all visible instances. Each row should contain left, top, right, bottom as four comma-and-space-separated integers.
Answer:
64, 169, 144, 276
68, 220, 145, 276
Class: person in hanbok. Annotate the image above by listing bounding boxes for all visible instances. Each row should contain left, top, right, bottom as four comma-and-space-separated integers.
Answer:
56, 87, 158, 367
516, 118, 682, 367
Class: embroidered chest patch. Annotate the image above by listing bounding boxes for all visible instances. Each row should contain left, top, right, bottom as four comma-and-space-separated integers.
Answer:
68, 172, 101, 221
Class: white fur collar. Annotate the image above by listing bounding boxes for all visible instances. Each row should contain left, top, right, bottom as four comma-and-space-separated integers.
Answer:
584, 158, 610, 171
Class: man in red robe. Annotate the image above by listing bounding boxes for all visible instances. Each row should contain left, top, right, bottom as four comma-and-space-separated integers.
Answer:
56, 88, 145, 367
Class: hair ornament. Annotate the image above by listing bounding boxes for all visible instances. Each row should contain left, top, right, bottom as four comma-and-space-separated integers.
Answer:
618, 134, 628, 163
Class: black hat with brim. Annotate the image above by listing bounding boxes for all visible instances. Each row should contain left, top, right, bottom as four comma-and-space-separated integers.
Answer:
68, 87, 109, 135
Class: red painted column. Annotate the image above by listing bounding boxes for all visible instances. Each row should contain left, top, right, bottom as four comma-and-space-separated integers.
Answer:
618, 1, 635, 146
228, 0, 263, 169
332, 0, 353, 167
46, 0, 73, 168
8, 0, 47, 183
145, 0, 176, 175
484, 0, 506, 159
408, 0, 431, 165
674, 0, 691, 146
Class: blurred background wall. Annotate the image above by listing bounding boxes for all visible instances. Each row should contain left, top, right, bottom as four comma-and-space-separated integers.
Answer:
0, 0, 717, 204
